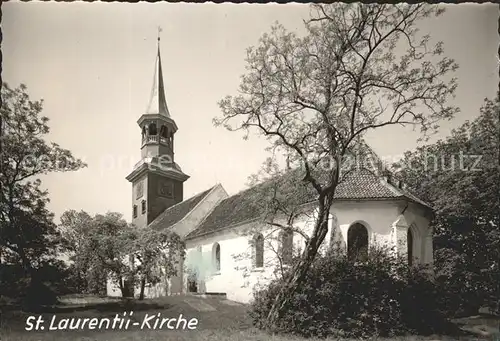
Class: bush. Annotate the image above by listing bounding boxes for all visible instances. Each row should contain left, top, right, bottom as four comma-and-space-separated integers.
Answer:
22, 281, 59, 308
0, 264, 29, 298
61, 263, 92, 295
249, 247, 449, 338
433, 247, 499, 317
0, 260, 69, 307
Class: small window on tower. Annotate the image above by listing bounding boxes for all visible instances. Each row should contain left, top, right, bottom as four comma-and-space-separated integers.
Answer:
136, 181, 144, 199
160, 125, 168, 138
158, 181, 174, 198
149, 123, 157, 135
133, 205, 138, 218
141, 200, 146, 214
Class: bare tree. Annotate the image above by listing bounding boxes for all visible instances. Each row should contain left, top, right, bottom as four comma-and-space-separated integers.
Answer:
215, 3, 458, 327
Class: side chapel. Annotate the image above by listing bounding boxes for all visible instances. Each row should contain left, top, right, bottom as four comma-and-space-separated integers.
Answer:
106, 37, 434, 303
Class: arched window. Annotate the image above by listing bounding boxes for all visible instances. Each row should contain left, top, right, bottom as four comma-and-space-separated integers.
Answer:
279, 230, 293, 265
160, 125, 168, 138
407, 228, 414, 266
254, 234, 264, 268
141, 126, 147, 139
148, 123, 157, 135
347, 223, 369, 262
213, 243, 221, 272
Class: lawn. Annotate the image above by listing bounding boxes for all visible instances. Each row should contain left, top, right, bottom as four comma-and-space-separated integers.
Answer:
1, 295, 498, 341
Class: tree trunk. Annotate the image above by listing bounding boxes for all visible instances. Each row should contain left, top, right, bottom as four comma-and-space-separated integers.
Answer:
139, 277, 146, 300
17, 244, 34, 288
125, 279, 135, 298
265, 193, 334, 329
118, 278, 128, 298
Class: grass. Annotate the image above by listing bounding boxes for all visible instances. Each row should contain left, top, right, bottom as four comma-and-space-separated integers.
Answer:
1, 295, 498, 341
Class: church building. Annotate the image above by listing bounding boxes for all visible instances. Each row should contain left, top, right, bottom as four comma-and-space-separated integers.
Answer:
106, 38, 435, 303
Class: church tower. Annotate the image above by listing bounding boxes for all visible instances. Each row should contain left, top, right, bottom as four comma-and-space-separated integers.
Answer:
126, 33, 189, 228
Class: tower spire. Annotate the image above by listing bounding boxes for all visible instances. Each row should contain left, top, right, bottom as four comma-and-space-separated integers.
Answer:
146, 26, 170, 117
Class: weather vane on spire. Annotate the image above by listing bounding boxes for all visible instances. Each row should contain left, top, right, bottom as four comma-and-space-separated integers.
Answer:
157, 26, 162, 42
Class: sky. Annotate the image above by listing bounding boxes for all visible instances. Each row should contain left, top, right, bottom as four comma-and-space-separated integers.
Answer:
3, 3, 498, 224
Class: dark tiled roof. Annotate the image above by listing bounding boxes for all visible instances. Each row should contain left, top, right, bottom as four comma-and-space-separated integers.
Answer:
335, 168, 399, 199
393, 186, 434, 210
149, 186, 215, 230
186, 168, 431, 239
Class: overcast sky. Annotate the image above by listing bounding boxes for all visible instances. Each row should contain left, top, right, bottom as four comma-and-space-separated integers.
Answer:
3, 3, 498, 223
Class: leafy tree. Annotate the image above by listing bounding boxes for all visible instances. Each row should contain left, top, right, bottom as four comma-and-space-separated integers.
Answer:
133, 228, 185, 300
60, 211, 135, 296
232, 139, 382, 284
215, 3, 459, 327
59, 209, 94, 292
90, 212, 138, 297
394, 94, 499, 315
0, 82, 86, 293
60, 210, 185, 299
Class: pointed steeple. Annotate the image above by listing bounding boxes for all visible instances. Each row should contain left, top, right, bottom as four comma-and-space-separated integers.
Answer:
146, 29, 170, 117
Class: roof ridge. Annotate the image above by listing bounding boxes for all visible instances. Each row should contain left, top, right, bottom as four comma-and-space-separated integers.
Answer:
398, 188, 434, 210
172, 184, 223, 229
372, 168, 434, 209
373, 170, 403, 196
221, 167, 304, 200
382, 179, 403, 196
221, 167, 381, 204
186, 187, 232, 239
188, 166, 434, 241
148, 185, 216, 228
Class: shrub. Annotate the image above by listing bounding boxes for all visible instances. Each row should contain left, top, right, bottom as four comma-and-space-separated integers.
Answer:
0, 264, 28, 298
433, 247, 497, 317
249, 246, 449, 338
22, 281, 59, 308
61, 263, 92, 295
397, 264, 445, 334
0, 265, 59, 308
0, 260, 70, 307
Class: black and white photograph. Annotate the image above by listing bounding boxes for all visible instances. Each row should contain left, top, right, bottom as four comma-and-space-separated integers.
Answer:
1, 2, 499, 341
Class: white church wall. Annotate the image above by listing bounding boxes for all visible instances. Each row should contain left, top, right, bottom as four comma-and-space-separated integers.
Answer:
285, 200, 402, 255
185, 199, 416, 304
334, 200, 400, 252
142, 280, 167, 298
106, 247, 183, 299
186, 220, 309, 304
185, 221, 270, 303
106, 278, 122, 297
106, 254, 135, 298
403, 202, 433, 265
168, 251, 185, 295
106, 198, 431, 302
